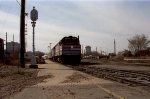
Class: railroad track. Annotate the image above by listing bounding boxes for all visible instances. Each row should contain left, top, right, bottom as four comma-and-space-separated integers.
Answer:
68, 65, 150, 87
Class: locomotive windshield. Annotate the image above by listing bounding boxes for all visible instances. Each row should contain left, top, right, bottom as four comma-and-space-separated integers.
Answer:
60, 37, 80, 45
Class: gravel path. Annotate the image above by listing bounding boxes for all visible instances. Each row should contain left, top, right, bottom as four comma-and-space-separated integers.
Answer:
3, 60, 150, 99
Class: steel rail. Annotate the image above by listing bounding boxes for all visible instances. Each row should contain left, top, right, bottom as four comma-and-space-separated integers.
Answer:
68, 65, 150, 87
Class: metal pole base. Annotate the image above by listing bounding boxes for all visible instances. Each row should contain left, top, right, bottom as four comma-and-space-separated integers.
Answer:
29, 64, 38, 69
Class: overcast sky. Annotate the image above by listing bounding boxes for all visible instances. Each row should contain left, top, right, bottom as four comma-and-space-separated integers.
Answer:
0, 0, 150, 53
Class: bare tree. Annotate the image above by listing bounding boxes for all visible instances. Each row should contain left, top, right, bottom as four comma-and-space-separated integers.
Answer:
128, 34, 150, 54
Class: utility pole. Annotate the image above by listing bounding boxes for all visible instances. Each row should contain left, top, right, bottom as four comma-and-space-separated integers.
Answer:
50, 43, 52, 52
114, 39, 116, 55
6, 32, 7, 53
96, 46, 98, 59
96, 46, 97, 53
82, 44, 83, 55
49, 43, 52, 57
20, 0, 26, 68
13, 34, 14, 54
5, 32, 7, 59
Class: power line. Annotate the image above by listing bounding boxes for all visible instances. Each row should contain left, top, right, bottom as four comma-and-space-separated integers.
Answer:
16, 0, 21, 6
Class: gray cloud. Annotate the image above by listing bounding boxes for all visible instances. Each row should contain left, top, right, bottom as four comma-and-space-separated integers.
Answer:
0, 0, 150, 53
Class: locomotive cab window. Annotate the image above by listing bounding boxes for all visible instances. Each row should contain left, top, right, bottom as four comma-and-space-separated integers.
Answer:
61, 37, 80, 45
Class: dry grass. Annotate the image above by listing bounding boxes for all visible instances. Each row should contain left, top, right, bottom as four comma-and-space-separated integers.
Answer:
0, 65, 52, 98
62, 72, 89, 83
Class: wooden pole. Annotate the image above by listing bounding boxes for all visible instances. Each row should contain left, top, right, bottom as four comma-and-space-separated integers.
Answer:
20, 0, 26, 68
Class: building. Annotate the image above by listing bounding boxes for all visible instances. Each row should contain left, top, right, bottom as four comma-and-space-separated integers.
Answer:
85, 45, 91, 55
0, 38, 4, 60
7, 41, 20, 54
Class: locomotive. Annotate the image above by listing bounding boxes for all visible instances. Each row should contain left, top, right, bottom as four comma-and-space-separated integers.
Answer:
50, 36, 81, 64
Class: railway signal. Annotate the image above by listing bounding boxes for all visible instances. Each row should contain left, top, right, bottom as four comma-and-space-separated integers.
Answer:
30, 6, 38, 68
30, 6, 38, 55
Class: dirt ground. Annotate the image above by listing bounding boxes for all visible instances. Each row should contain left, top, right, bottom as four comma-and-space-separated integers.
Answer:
3, 60, 150, 99
0, 65, 52, 99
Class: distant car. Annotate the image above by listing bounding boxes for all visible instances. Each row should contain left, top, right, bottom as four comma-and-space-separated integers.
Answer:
36, 56, 45, 64
42, 55, 48, 60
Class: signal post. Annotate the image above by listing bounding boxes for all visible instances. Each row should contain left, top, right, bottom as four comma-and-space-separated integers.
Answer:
29, 6, 38, 68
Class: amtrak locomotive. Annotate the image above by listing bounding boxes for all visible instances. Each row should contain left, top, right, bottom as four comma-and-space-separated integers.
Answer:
49, 36, 81, 64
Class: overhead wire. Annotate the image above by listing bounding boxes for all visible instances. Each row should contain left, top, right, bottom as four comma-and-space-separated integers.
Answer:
0, 1, 13, 36
1, 0, 21, 40
16, 0, 21, 7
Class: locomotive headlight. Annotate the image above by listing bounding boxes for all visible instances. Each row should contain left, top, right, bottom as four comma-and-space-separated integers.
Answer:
71, 46, 73, 49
